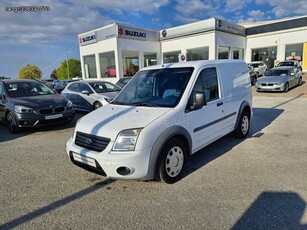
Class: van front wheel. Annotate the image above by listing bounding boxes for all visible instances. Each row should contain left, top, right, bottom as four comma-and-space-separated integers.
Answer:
234, 112, 250, 138
158, 139, 186, 184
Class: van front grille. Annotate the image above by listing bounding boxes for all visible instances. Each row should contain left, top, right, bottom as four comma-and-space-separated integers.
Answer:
75, 131, 110, 152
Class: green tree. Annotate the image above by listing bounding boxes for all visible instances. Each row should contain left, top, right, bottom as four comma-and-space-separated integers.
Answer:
18, 65, 42, 79
56, 58, 81, 80
50, 69, 58, 79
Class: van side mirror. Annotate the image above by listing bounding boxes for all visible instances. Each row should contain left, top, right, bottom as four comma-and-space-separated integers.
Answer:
189, 93, 207, 111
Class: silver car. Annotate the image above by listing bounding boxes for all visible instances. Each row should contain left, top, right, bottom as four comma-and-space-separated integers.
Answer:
248, 61, 267, 77
61, 80, 121, 111
255, 66, 302, 92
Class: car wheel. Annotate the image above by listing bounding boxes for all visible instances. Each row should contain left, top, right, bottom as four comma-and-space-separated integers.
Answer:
158, 139, 186, 184
93, 101, 102, 110
284, 83, 289, 92
298, 78, 302, 86
6, 112, 19, 134
234, 111, 250, 138
252, 77, 257, 86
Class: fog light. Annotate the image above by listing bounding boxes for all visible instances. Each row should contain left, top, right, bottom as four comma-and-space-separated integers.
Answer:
116, 167, 133, 176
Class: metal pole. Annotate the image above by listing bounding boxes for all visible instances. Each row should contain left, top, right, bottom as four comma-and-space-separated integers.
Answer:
65, 52, 70, 80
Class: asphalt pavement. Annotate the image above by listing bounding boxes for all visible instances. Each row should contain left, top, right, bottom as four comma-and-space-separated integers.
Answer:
1, 77, 307, 230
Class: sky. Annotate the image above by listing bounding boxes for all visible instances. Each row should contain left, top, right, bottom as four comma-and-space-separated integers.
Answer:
0, 0, 306, 79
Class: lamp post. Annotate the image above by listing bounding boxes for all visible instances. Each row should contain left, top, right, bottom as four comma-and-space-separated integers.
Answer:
65, 51, 70, 80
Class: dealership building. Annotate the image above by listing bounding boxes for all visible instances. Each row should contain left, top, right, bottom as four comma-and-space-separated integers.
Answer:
78, 16, 307, 81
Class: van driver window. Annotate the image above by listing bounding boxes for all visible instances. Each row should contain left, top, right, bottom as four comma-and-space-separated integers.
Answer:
0, 83, 3, 100
200, 67, 219, 101
190, 67, 219, 102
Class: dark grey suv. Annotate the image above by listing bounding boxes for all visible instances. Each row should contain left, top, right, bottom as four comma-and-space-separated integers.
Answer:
0, 79, 75, 133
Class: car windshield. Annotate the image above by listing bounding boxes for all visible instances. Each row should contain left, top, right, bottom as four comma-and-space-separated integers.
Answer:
250, 63, 259, 68
266, 69, 290, 76
5, 81, 55, 98
112, 67, 194, 108
89, 82, 121, 93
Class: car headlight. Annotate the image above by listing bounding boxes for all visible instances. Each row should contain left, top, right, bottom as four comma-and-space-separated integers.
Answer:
66, 100, 74, 109
113, 128, 142, 151
275, 82, 284, 86
15, 105, 35, 113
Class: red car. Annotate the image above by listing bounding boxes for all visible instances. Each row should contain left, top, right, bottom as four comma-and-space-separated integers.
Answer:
103, 66, 127, 77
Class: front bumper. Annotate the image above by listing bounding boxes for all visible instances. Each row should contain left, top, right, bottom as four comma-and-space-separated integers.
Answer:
66, 136, 152, 180
15, 108, 75, 127
256, 84, 285, 92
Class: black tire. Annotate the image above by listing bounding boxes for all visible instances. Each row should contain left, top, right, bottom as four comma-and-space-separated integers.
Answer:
6, 112, 19, 134
93, 101, 102, 110
252, 77, 257, 86
284, 83, 289, 92
298, 78, 302, 86
158, 139, 186, 184
234, 112, 250, 138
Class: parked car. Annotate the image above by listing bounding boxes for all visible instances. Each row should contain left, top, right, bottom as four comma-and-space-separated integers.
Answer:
42, 79, 54, 88
66, 60, 252, 184
54, 80, 77, 93
103, 66, 128, 77
248, 61, 267, 77
277, 60, 303, 71
61, 80, 121, 111
115, 77, 132, 88
248, 66, 257, 86
255, 66, 302, 92
52, 80, 59, 88
0, 79, 75, 133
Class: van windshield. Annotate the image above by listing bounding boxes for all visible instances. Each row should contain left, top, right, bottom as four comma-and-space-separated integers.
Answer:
112, 67, 194, 107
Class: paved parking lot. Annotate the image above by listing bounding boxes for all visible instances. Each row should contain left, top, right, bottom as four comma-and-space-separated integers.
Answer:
1, 75, 307, 229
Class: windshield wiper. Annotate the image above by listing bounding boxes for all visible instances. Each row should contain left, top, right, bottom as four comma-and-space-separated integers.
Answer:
111, 101, 128, 105
128, 102, 159, 107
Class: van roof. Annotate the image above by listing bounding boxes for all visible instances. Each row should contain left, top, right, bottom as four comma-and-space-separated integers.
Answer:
141, 59, 247, 71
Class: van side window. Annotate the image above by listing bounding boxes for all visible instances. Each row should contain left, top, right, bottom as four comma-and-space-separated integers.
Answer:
0, 83, 3, 100
200, 67, 219, 101
192, 67, 219, 102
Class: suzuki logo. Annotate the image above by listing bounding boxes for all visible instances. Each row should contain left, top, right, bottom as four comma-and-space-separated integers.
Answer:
118, 28, 124, 36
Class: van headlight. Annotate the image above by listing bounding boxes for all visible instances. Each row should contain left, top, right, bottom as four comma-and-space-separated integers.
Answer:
113, 128, 142, 151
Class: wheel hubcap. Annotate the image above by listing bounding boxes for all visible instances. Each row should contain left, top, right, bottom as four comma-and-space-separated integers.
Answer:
165, 146, 184, 178
241, 116, 249, 135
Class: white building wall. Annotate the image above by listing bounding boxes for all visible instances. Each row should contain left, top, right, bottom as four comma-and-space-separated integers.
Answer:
215, 31, 246, 59
117, 39, 160, 66
160, 32, 216, 60
80, 38, 118, 81
246, 27, 307, 63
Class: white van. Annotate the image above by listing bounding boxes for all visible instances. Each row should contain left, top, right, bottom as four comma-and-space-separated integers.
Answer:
66, 60, 252, 183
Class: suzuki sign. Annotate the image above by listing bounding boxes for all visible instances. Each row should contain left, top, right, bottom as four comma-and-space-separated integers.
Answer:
79, 32, 97, 46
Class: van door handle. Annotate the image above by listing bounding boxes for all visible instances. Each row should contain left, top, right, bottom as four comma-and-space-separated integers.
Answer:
217, 102, 223, 107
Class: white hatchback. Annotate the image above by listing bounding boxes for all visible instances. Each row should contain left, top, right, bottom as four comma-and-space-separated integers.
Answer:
61, 80, 121, 111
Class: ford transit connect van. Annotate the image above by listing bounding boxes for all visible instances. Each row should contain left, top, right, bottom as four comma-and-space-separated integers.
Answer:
66, 60, 252, 183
